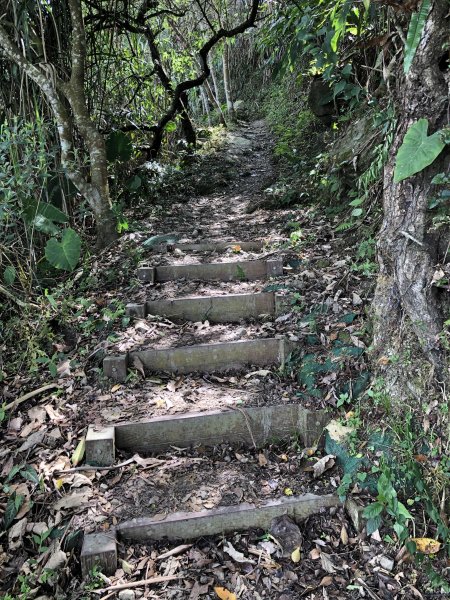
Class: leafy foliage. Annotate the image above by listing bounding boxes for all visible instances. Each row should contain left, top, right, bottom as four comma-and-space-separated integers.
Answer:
45, 228, 81, 271
403, 0, 431, 74
394, 119, 445, 183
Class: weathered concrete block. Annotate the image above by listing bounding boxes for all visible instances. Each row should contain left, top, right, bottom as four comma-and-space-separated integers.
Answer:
275, 293, 292, 316
103, 355, 128, 382
86, 425, 115, 466
125, 303, 146, 318
266, 258, 284, 277
137, 267, 156, 283
145, 292, 275, 323
117, 494, 341, 542
80, 531, 117, 577
130, 338, 283, 375
114, 405, 329, 453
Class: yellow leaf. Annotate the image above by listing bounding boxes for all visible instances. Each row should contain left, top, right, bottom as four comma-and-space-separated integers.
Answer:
214, 587, 237, 600
284, 487, 293, 496
71, 438, 86, 466
231, 245, 241, 253
280, 453, 288, 461
55, 478, 64, 490
121, 559, 134, 574
411, 538, 441, 554
111, 384, 121, 393
291, 547, 301, 563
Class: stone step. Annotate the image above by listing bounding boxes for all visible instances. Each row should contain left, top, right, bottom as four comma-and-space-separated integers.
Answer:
103, 337, 290, 381
81, 493, 341, 576
85, 405, 329, 466
126, 291, 278, 322
137, 257, 283, 283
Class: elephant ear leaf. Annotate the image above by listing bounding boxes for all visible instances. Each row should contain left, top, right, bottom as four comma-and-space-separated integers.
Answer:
394, 119, 445, 183
45, 228, 81, 271
403, 0, 431, 74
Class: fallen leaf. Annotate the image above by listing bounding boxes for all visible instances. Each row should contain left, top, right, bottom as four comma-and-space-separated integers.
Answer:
214, 587, 236, 600
223, 541, 255, 564
313, 455, 336, 478
111, 384, 122, 393
52, 489, 91, 511
411, 538, 441, 554
340, 524, 348, 545
258, 453, 268, 466
310, 548, 321, 560
291, 547, 301, 563
245, 369, 271, 378
121, 559, 134, 574
319, 575, 333, 587
284, 487, 293, 496
71, 438, 86, 466
320, 552, 337, 573
232, 245, 241, 253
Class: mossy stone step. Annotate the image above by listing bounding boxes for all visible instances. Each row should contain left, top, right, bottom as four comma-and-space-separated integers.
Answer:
137, 257, 283, 283
126, 291, 279, 322
103, 337, 290, 381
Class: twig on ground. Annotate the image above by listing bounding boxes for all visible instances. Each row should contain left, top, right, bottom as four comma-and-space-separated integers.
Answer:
96, 575, 180, 596
4, 383, 60, 412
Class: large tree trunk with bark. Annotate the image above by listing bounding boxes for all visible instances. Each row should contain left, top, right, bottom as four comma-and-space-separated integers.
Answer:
372, 0, 450, 405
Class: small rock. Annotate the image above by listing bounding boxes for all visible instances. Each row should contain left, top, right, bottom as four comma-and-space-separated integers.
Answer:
173, 248, 184, 256
235, 327, 247, 338
118, 591, 136, 600
269, 515, 303, 556
379, 555, 395, 571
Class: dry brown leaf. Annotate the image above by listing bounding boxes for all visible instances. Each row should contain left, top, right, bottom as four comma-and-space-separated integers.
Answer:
214, 587, 236, 600
340, 524, 349, 545
313, 455, 336, 478
310, 547, 321, 560
319, 575, 333, 587
258, 453, 268, 466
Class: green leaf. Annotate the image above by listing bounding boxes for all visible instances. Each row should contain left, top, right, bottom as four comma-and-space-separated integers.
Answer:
106, 131, 133, 162
32, 214, 60, 235
366, 515, 382, 535
3, 266, 16, 285
394, 119, 445, 183
45, 228, 81, 271
71, 437, 85, 466
3, 492, 24, 530
396, 501, 414, 521
363, 501, 384, 519
20, 465, 40, 485
403, 0, 431, 74
22, 199, 68, 224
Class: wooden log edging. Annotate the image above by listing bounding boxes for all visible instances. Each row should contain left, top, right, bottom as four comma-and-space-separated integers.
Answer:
104, 337, 291, 381
137, 258, 283, 283
117, 494, 342, 542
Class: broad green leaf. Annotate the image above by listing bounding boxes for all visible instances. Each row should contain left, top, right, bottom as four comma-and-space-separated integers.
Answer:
363, 501, 384, 519
366, 514, 382, 535
71, 437, 85, 466
22, 199, 68, 224
394, 119, 445, 183
20, 465, 40, 484
404, 0, 431, 74
3, 265, 16, 285
32, 214, 60, 235
45, 228, 81, 271
106, 131, 132, 162
3, 492, 24, 530
396, 501, 414, 520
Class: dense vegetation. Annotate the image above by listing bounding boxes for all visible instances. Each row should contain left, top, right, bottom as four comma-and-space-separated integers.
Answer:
0, 0, 449, 597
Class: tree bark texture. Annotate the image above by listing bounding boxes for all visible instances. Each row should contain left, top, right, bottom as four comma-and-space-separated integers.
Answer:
373, 0, 450, 400
222, 40, 236, 121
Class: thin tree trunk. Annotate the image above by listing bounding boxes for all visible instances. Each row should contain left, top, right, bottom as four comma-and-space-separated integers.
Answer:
210, 62, 221, 104
222, 40, 236, 121
204, 79, 227, 126
372, 0, 449, 404
0, 1, 117, 249
179, 91, 196, 149
200, 86, 211, 124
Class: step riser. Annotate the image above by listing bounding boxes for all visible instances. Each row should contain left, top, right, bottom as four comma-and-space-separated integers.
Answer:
127, 292, 276, 322
117, 494, 341, 542
104, 338, 290, 381
86, 406, 328, 465
137, 258, 283, 283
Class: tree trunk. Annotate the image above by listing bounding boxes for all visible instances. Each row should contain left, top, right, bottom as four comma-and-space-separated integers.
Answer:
0, 1, 118, 249
222, 40, 236, 121
372, 0, 449, 404
204, 79, 227, 127
179, 91, 196, 149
